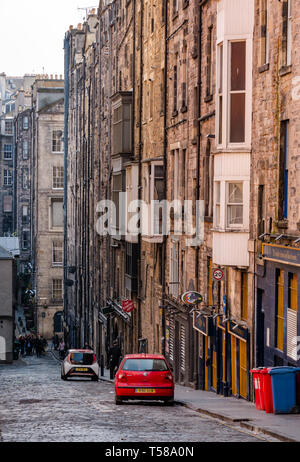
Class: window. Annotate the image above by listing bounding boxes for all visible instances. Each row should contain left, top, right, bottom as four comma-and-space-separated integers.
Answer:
22, 169, 29, 189
4, 144, 12, 160
206, 26, 213, 97
22, 141, 29, 159
23, 116, 29, 130
3, 196, 12, 213
275, 269, 284, 351
4, 170, 12, 186
229, 41, 246, 143
52, 241, 63, 266
217, 43, 223, 144
112, 173, 123, 233
22, 205, 29, 223
283, 0, 292, 66
22, 232, 29, 251
51, 199, 64, 228
215, 182, 221, 227
53, 166, 64, 189
257, 185, 265, 236
173, 57, 178, 114
227, 183, 243, 227
52, 279, 63, 301
172, 0, 178, 17
5, 120, 13, 135
288, 273, 298, 311
170, 241, 179, 298
241, 272, 248, 320
52, 130, 63, 153
260, 0, 269, 65
112, 93, 132, 156
279, 120, 289, 220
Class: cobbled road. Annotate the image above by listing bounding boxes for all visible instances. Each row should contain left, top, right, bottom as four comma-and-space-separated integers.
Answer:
0, 354, 276, 442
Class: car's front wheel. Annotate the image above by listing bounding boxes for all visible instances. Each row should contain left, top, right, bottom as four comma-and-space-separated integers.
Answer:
92, 376, 99, 382
164, 398, 174, 406
61, 371, 67, 381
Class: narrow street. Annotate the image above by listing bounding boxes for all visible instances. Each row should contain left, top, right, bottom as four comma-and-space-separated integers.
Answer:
0, 354, 277, 443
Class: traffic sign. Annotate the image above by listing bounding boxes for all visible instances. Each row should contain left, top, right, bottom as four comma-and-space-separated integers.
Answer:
213, 269, 224, 281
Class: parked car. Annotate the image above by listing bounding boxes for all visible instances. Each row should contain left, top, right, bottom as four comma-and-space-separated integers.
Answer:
114, 354, 174, 405
61, 349, 99, 381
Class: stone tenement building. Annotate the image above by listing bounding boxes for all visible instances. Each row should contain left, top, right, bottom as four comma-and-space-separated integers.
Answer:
64, 0, 300, 401
31, 78, 65, 340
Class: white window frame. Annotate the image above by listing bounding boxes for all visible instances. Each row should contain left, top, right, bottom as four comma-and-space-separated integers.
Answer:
22, 140, 29, 160
52, 130, 64, 154
4, 169, 12, 186
226, 182, 244, 229
52, 166, 64, 190
3, 144, 12, 160
216, 36, 252, 150
52, 241, 63, 267
23, 116, 29, 130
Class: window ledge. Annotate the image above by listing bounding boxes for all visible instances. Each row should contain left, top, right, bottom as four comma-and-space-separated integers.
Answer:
258, 63, 269, 73
212, 227, 249, 233
279, 65, 292, 77
277, 219, 288, 229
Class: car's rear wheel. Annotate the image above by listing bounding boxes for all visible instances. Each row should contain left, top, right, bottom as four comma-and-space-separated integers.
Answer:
115, 396, 123, 405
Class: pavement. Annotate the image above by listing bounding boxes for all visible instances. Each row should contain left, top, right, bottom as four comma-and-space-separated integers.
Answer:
49, 349, 300, 442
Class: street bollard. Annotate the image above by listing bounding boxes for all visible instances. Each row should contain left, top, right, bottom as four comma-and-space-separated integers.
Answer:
100, 355, 104, 377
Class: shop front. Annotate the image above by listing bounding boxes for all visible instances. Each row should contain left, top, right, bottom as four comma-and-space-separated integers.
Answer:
257, 243, 300, 367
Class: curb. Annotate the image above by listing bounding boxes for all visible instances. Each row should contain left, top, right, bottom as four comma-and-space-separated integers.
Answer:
177, 400, 297, 442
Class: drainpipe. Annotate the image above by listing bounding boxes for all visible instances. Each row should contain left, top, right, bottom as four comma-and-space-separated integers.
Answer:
131, 0, 136, 354
161, 0, 168, 357
137, 0, 144, 347
63, 32, 70, 345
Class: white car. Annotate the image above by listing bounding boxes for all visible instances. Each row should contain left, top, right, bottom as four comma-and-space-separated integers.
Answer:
61, 349, 99, 381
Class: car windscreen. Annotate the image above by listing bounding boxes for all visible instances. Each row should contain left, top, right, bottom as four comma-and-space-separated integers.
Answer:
70, 353, 94, 365
122, 359, 168, 372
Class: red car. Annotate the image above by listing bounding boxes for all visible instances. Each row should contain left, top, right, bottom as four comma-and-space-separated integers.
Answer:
114, 354, 174, 405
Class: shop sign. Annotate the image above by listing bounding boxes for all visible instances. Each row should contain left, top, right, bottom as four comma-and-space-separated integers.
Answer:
263, 244, 300, 267
193, 312, 212, 336
181, 291, 203, 306
228, 321, 248, 342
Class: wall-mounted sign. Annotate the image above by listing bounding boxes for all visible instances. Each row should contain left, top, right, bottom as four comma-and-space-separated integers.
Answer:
181, 291, 203, 306
213, 269, 224, 281
262, 243, 300, 267
228, 321, 248, 342
193, 312, 212, 336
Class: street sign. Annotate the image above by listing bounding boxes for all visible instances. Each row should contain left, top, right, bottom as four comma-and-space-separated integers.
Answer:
181, 291, 203, 306
213, 269, 224, 281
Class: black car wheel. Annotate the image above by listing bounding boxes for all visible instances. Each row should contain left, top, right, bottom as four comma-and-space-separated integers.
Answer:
92, 376, 99, 382
164, 398, 174, 406
115, 396, 123, 405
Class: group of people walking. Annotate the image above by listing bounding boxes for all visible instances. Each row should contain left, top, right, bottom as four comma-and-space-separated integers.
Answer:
14, 335, 48, 358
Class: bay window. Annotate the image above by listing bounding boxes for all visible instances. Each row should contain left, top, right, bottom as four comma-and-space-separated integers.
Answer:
229, 42, 246, 143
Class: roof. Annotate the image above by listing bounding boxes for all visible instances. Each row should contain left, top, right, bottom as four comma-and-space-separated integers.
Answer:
0, 245, 14, 260
123, 354, 166, 360
68, 349, 94, 353
0, 238, 20, 257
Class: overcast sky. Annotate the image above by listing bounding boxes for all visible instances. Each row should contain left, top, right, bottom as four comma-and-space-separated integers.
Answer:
0, 0, 98, 77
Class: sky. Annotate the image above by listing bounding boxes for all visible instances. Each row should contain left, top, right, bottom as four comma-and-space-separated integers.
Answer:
0, 0, 98, 77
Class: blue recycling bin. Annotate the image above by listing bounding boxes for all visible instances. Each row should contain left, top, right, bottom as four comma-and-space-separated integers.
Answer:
268, 367, 300, 414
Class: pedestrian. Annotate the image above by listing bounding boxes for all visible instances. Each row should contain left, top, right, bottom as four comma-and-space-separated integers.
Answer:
53, 334, 59, 350
83, 341, 93, 350
58, 339, 65, 360
19, 336, 25, 356
108, 340, 122, 379
42, 337, 48, 354
36, 336, 42, 358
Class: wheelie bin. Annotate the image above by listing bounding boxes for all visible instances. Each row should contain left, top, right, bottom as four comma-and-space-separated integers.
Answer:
250, 368, 265, 410
261, 367, 274, 413
268, 367, 300, 414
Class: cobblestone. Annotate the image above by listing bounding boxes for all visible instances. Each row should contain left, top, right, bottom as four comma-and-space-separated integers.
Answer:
0, 354, 275, 442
